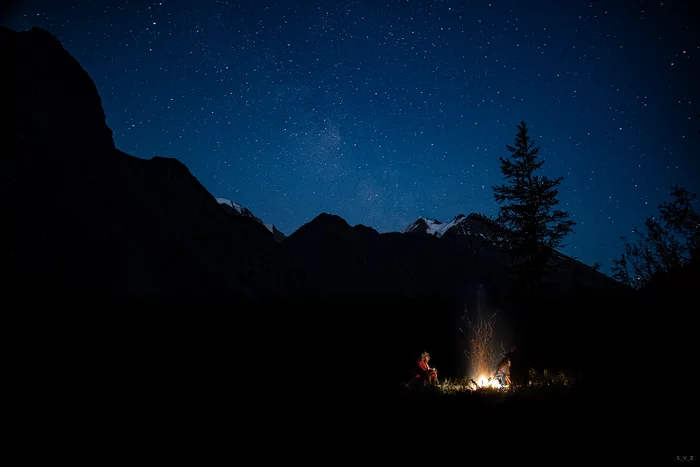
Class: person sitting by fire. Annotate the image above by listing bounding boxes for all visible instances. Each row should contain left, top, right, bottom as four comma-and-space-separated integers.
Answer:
494, 346, 520, 386
495, 352, 512, 386
415, 351, 438, 386
496, 346, 527, 389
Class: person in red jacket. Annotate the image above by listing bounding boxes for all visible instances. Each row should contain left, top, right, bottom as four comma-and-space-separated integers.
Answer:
415, 351, 438, 386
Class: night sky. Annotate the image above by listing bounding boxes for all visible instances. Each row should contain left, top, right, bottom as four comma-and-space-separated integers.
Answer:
3, 0, 699, 274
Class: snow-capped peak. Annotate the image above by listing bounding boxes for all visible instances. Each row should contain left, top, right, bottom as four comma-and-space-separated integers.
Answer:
402, 215, 467, 238
215, 197, 260, 220
215, 198, 245, 214
215, 197, 287, 242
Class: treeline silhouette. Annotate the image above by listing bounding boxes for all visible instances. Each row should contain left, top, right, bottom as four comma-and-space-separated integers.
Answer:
610, 185, 699, 291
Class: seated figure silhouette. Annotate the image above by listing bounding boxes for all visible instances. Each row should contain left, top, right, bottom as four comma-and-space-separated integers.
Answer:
496, 346, 527, 390
414, 351, 438, 387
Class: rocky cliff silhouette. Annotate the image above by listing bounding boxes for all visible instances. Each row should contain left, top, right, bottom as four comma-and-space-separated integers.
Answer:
2, 26, 278, 305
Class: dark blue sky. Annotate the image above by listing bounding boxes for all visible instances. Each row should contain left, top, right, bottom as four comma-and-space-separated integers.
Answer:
4, 0, 699, 274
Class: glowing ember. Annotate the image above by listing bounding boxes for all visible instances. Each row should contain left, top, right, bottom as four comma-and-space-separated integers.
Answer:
461, 287, 503, 390
476, 375, 504, 389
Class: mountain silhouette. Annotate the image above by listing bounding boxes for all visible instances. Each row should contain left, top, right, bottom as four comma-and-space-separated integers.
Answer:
3, 26, 630, 395
2, 26, 278, 305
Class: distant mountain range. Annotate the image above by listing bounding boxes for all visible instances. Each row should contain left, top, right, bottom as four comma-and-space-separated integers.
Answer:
401, 212, 506, 246
402, 214, 474, 237
2, 26, 628, 382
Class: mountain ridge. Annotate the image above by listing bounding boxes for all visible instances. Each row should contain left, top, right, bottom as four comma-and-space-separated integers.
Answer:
215, 197, 286, 242
2, 24, 626, 307
3, 25, 632, 382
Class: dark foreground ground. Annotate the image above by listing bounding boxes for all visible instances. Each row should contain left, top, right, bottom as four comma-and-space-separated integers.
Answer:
8, 292, 695, 464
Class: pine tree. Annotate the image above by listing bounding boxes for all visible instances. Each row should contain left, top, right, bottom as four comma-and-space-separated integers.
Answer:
492, 121, 576, 290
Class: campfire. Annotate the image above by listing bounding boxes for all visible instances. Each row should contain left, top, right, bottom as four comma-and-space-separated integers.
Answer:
477, 375, 504, 389
460, 286, 505, 391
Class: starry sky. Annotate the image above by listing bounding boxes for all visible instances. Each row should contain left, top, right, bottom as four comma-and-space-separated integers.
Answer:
3, 0, 699, 274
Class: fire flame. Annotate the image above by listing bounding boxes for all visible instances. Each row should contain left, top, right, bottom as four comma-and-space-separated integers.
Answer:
476, 375, 504, 389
